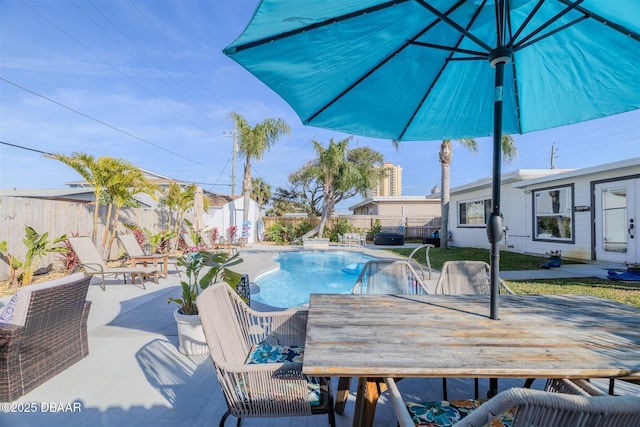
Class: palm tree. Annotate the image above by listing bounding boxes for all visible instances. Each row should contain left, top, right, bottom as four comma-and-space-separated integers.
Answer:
159, 182, 197, 238
310, 137, 382, 238
439, 135, 517, 249
229, 112, 290, 241
250, 177, 272, 209
53, 153, 117, 245
104, 164, 158, 256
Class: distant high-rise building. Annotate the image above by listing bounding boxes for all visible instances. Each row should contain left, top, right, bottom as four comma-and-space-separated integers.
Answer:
374, 162, 402, 196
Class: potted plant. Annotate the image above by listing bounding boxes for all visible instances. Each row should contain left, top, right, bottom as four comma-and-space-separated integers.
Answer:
168, 250, 243, 355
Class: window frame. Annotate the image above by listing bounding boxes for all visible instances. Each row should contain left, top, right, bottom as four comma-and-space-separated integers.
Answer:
457, 198, 492, 228
532, 183, 575, 243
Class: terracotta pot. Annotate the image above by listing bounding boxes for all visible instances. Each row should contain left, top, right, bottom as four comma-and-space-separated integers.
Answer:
173, 308, 209, 356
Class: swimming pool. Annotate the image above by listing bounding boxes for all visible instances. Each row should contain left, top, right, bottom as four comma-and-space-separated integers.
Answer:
252, 251, 376, 308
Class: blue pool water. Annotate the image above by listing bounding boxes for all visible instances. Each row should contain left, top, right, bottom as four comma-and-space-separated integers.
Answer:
253, 251, 376, 308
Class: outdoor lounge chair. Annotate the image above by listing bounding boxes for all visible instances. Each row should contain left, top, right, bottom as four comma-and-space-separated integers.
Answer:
197, 282, 335, 427
0, 272, 92, 401
434, 260, 514, 400
68, 236, 159, 291
384, 377, 640, 427
117, 234, 180, 278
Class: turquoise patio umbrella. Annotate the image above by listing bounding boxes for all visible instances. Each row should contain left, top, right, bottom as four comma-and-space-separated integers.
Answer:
224, 0, 640, 320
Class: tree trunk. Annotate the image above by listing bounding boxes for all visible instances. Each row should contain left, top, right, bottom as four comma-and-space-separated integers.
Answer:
102, 204, 113, 258
317, 186, 335, 238
439, 140, 452, 250
242, 160, 252, 242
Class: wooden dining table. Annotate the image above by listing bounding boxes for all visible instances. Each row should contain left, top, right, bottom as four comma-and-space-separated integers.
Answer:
302, 293, 640, 427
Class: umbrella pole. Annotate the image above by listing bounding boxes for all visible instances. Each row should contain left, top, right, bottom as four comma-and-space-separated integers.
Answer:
488, 57, 507, 322
487, 51, 510, 399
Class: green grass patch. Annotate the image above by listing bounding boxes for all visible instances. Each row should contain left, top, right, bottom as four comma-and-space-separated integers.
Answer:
387, 246, 562, 271
506, 278, 640, 308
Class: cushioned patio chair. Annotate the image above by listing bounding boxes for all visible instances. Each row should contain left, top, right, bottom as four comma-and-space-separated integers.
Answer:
118, 234, 180, 278
434, 260, 514, 400
68, 236, 159, 291
0, 273, 92, 401
197, 282, 335, 427
384, 377, 640, 427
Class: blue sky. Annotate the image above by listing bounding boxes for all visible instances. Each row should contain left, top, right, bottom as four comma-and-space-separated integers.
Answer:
1, 0, 638, 213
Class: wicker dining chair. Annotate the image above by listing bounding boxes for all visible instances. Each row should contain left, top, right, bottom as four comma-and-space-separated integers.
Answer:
385, 377, 640, 427
197, 282, 335, 427
334, 260, 430, 414
434, 260, 514, 400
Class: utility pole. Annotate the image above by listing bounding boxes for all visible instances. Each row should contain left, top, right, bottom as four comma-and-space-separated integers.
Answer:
223, 120, 238, 197
550, 143, 557, 169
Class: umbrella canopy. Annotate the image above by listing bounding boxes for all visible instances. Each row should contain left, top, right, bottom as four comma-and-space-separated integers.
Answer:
224, 0, 640, 319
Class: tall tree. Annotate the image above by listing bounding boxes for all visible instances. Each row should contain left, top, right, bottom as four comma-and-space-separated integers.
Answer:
104, 164, 158, 256
250, 177, 272, 209
305, 137, 384, 238
439, 135, 517, 249
53, 153, 117, 245
159, 182, 197, 240
229, 112, 290, 240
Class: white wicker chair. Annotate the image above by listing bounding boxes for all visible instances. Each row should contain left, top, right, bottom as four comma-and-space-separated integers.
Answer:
434, 260, 514, 399
197, 282, 335, 427
385, 377, 640, 427
434, 260, 514, 295
335, 260, 430, 414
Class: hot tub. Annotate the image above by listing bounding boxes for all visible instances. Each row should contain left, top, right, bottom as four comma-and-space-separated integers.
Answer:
373, 232, 405, 245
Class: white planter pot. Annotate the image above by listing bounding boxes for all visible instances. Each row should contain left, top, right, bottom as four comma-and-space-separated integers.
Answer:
173, 309, 209, 356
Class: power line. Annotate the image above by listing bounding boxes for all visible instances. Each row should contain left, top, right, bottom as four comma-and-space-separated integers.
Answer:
0, 140, 231, 188
0, 76, 230, 178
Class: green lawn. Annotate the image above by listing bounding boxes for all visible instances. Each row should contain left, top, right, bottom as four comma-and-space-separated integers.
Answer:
387, 246, 640, 308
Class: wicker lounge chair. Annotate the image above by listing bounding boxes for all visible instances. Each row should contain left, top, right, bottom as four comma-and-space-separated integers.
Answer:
384, 377, 640, 427
0, 272, 92, 401
434, 260, 515, 399
197, 282, 335, 427
68, 236, 159, 291
118, 234, 180, 278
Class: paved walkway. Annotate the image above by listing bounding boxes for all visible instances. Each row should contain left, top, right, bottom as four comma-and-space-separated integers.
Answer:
0, 243, 631, 426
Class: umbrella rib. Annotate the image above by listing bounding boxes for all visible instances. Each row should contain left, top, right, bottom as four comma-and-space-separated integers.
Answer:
225, 0, 412, 54
508, 0, 545, 47
416, 0, 492, 53
399, 2, 487, 140
556, 0, 640, 42
516, 16, 588, 51
511, 0, 586, 50
306, 0, 470, 126
409, 41, 487, 58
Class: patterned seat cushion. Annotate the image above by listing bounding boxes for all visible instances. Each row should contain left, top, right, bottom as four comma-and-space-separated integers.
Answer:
246, 342, 304, 364
406, 399, 515, 427
244, 342, 320, 406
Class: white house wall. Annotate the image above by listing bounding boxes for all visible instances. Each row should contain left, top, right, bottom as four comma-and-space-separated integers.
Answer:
449, 160, 640, 262
448, 184, 528, 252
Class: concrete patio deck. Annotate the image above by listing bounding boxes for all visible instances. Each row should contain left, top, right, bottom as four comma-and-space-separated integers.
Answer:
1, 243, 629, 426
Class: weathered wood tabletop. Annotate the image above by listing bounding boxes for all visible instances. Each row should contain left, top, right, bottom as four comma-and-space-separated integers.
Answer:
303, 293, 640, 427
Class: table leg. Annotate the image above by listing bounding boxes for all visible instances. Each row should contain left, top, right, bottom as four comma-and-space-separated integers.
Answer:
352, 377, 386, 427
335, 377, 352, 415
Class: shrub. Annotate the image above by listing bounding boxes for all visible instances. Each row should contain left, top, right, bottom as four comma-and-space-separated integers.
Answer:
266, 221, 295, 245
327, 217, 351, 242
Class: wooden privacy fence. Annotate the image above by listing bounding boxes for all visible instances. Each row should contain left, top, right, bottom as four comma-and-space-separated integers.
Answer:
261, 215, 441, 240
0, 196, 176, 280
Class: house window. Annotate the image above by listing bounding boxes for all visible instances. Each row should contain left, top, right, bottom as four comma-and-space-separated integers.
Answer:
533, 184, 574, 242
459, 199, 491, 227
